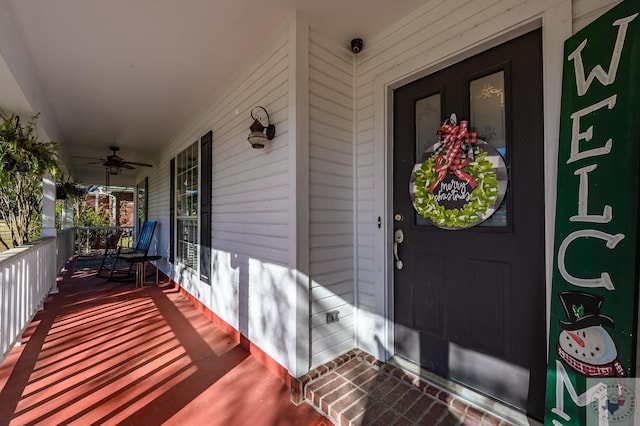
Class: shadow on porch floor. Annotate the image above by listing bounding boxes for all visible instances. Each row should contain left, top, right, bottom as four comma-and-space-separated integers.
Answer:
0, 257, 329, 426
1, 256, 533, 426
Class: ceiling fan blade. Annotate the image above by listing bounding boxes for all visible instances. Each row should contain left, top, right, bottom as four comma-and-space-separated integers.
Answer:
123, 161, 153, 167
122, 164, 136, 170
73, 155, 104, 161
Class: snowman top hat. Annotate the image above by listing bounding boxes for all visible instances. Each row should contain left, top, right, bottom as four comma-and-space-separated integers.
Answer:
558, 291, 614, 330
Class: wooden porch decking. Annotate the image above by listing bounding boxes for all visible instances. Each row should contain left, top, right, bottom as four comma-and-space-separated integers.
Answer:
0, 257, 328, 425
0, 257, 524, 425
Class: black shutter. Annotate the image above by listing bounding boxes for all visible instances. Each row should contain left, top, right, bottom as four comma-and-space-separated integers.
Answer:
199, 131, 212, 284
169, 157, 175, 263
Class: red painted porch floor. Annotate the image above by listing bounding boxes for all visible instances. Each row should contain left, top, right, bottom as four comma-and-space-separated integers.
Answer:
0, 257, 525, 426
0, 258, 329, 426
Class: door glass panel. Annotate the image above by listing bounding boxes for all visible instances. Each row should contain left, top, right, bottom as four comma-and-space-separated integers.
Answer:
415, 94, 441, 158
470, 71, 507, 227
470, 71, 505, 154
415, 93, 441, 225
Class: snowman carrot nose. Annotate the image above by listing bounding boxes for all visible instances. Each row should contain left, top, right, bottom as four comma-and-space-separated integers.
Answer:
567, 331, 585, 347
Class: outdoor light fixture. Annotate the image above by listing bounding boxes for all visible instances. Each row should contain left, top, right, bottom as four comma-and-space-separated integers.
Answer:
107, 165, 120, 175
247, 106, 275, 149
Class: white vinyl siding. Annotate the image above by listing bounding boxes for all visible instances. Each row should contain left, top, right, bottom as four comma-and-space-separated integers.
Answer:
308, 27, 355, 368
573, 0, 621, 31
206, 28, 292, 368
142, 0, 627, 378
148, 23, 297, 372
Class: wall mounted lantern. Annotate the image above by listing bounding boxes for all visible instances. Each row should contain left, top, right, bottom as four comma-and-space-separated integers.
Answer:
247, 106, 275, 149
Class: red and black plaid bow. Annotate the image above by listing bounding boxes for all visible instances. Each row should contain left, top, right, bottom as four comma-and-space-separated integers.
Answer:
428, 120, 478, 194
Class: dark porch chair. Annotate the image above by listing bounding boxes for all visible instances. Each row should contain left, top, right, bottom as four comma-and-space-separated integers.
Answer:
97, 221, 157, 281
92, 229, 123, 272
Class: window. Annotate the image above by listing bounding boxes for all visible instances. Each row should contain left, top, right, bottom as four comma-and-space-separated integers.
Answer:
170, 131, 212, 282
469, 70, 508, 228
175, 141, 199, 270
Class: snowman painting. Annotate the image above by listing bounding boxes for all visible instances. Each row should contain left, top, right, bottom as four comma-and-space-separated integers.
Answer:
556, 291, 626, 377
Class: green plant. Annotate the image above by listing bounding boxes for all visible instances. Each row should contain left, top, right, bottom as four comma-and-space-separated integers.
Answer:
56, 179, 87, 201
0, 113, 59, 249
75, 206, 110, 227
413, 147, 499, 228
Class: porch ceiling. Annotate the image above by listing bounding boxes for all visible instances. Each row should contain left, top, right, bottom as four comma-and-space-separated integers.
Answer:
0, 0, 426, 186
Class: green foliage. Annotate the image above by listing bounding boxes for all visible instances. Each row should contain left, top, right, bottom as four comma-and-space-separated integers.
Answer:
0, 114, 58, 176
75, 205, 110, 227
57, 179, 87, 201
413, 147, 499, 228
0, 113, 59, 249
55, 180, 88, 230
55, 200, 63, 230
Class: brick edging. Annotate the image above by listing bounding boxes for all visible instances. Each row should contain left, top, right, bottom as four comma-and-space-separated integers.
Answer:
291, 349, 410, 405
295, 348, 509, 425
291, 348, 394, 405
291, 349, 366, 405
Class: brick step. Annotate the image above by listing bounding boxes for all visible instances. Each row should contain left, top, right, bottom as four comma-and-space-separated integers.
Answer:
294, 350, 514, 426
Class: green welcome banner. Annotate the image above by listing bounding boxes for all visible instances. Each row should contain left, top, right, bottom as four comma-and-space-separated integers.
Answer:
545, 1, 640, 424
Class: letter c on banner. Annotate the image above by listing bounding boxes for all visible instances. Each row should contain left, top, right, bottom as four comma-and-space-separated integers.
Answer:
558, 229, 625, 290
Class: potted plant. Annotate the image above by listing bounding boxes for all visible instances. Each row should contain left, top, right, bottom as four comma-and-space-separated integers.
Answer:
56, 179, 87, 200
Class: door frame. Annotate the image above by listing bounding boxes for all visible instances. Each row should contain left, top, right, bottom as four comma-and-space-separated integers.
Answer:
366, 2, 572, 363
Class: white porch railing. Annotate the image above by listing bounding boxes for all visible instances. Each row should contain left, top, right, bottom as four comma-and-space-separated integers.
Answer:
0, 237, 57, 361
75, 226, 134, 255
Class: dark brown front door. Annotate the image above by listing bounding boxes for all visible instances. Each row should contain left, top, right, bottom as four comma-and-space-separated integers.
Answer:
393, 29, 545, 419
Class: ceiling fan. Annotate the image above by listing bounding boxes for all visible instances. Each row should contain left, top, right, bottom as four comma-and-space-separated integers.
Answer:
75, 146, 153, 174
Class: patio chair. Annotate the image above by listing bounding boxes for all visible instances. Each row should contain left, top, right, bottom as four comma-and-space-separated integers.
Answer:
97, 221, 157, 281
91, 229, 122, 250
92, 229, 123, 272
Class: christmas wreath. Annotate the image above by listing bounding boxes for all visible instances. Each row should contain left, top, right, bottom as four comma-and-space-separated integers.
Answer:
410, 117, 507, 229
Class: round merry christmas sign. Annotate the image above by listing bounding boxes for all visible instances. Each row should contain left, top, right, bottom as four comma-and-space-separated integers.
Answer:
410, 117, 508, 230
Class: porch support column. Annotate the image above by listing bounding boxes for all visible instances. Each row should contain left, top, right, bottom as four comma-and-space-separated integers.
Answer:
288, 12, 311, 378
41, 173, 56, 238
41, 173, 58, 294
62, 198, 74, 229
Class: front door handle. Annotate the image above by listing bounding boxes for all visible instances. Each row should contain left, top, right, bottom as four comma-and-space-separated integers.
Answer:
394, 229, 404, 270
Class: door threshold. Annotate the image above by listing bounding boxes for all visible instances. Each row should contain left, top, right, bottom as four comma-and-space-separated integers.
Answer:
389, 356, 542, 426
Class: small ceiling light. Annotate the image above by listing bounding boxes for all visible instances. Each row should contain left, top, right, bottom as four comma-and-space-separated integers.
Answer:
247, 106, 276, 149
